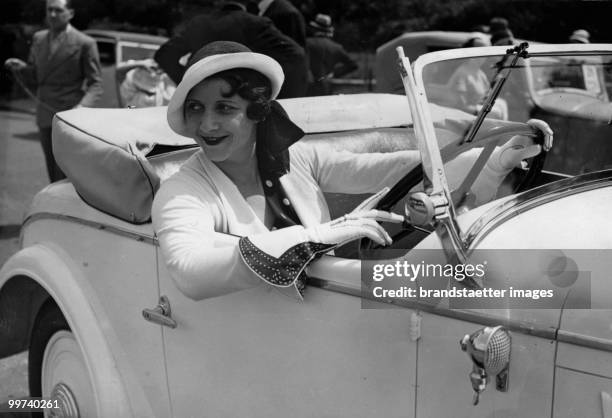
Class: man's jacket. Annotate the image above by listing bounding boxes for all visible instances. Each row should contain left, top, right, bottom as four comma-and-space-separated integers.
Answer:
25, 25, 102, 127
154, 10, 308, 98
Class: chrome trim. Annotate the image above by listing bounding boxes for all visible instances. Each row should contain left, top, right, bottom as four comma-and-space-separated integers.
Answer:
22, 212, 158, 245
464, 170, 612, 249
51, 382, 80, 417
557, 330, 612, 352
412, 44, 612, 75
307, 277, 557, 340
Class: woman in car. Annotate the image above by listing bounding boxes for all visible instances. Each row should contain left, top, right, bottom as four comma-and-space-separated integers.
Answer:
152, 41, 552, 301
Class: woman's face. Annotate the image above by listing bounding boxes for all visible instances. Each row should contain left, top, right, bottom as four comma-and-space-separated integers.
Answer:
184, 78, 257, 164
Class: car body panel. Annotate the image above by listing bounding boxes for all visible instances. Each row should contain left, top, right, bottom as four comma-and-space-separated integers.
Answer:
553, 366, 612, 418
416, 314, 555, 417
0, 243, 143, 416
16, 209, 169, 416
159, 257, 417, 417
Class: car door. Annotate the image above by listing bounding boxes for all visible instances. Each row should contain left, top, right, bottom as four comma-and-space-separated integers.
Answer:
157, 250, 418, 418
416, 307, 558, 417
553, 249, 612, 417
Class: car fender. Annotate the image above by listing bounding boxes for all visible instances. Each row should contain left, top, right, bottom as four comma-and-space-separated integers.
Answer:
0, 242, 155, 418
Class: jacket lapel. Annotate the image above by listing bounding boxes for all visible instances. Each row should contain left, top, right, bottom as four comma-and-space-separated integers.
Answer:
195, 153, 268, 236
39, 26, 80, 84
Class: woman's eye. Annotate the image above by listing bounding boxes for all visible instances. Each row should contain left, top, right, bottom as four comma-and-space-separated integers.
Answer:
185, 101, 203, 112
217, 103, 237, 113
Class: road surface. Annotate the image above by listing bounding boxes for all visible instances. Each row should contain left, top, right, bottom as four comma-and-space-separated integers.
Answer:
0, 106, 47, 406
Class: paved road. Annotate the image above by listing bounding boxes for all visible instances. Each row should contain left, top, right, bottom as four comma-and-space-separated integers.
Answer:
0, 106, 48, 405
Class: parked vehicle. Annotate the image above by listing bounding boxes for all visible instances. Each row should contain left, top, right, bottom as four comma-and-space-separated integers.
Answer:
375, 31, 488, 94
1, 44, 611, 417
85, 29, 169, 108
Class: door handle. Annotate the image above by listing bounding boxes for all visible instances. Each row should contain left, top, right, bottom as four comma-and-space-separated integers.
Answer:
142, 295, 177, 328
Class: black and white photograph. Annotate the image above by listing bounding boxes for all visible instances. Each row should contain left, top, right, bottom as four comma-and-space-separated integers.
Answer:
1, 0, 612, 416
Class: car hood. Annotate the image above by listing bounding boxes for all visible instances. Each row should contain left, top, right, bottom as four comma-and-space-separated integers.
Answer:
536, 92, 612, 122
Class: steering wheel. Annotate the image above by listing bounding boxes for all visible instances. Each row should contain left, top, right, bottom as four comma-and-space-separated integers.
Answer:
358, 124, 548, 254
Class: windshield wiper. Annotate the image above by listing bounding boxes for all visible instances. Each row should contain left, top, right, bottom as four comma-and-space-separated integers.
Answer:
460, 42, 530, 145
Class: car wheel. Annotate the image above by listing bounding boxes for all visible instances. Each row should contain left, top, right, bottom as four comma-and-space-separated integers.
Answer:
29, 302, 96, 418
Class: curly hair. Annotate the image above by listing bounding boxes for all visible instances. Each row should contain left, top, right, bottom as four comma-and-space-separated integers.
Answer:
210, 68, 272, 122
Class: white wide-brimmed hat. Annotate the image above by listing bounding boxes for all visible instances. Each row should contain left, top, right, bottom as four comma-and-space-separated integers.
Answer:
167, 41, 284, 137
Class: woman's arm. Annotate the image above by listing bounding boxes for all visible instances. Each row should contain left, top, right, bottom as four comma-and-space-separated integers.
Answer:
153, 167, 399, 300
152, 177, 261, 300
291, 141, 421, 194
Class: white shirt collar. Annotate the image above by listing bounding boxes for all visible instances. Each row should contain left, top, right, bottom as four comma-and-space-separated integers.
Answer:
258, 0, 274, 16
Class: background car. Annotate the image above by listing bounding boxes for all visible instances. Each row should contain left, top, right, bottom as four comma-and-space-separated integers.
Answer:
375, 31, 483, 93
85, 29, 168, 107
0, 44, 611, 417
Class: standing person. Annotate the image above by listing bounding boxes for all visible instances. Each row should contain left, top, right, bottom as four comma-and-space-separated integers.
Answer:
305, 14, 358, 96
4, 0, 102, 182
256, 0, 306, 47
154, 0, 308, 98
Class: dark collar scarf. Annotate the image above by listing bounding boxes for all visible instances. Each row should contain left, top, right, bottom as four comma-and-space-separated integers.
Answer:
256, 100, 304, 177
256, 100, 304, 227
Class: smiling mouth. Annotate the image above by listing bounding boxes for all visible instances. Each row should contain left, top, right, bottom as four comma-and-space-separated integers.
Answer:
200, 135, 228, 146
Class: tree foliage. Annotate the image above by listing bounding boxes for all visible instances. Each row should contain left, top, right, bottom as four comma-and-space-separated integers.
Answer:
2, 0, 611, 49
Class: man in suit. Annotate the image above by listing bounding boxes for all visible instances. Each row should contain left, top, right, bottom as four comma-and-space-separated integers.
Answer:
256, 0, 306, 47
306, 14, 357, 96
5, 0, 102, 182
155, 0, 308, 98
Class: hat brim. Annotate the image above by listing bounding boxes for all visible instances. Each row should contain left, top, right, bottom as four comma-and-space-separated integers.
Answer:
569, 36, 589, 43
309, 22, 334, 33
167, 52, 284, 137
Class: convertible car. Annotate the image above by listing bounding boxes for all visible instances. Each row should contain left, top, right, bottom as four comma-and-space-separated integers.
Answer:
1, 44, 611, 417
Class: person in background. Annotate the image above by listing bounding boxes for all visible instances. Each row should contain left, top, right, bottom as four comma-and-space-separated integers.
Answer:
255, 0, 306, 47
569, 29, 590, 44
116, 59, 175, 108
154, 0, 308, 98
306, 14, 358, 96
447, 35, 510, 119
489, 17, 515, 46
446, 36, 496, 116
4, 0, 102, 182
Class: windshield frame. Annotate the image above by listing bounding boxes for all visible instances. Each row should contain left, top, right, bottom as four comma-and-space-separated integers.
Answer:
411, 43, 612, 250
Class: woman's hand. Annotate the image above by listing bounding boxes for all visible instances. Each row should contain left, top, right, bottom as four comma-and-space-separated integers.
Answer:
488, 119, 554, 173
305, 187, 404, 247
527, 118, 554, 151
239, 188, 404, 292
